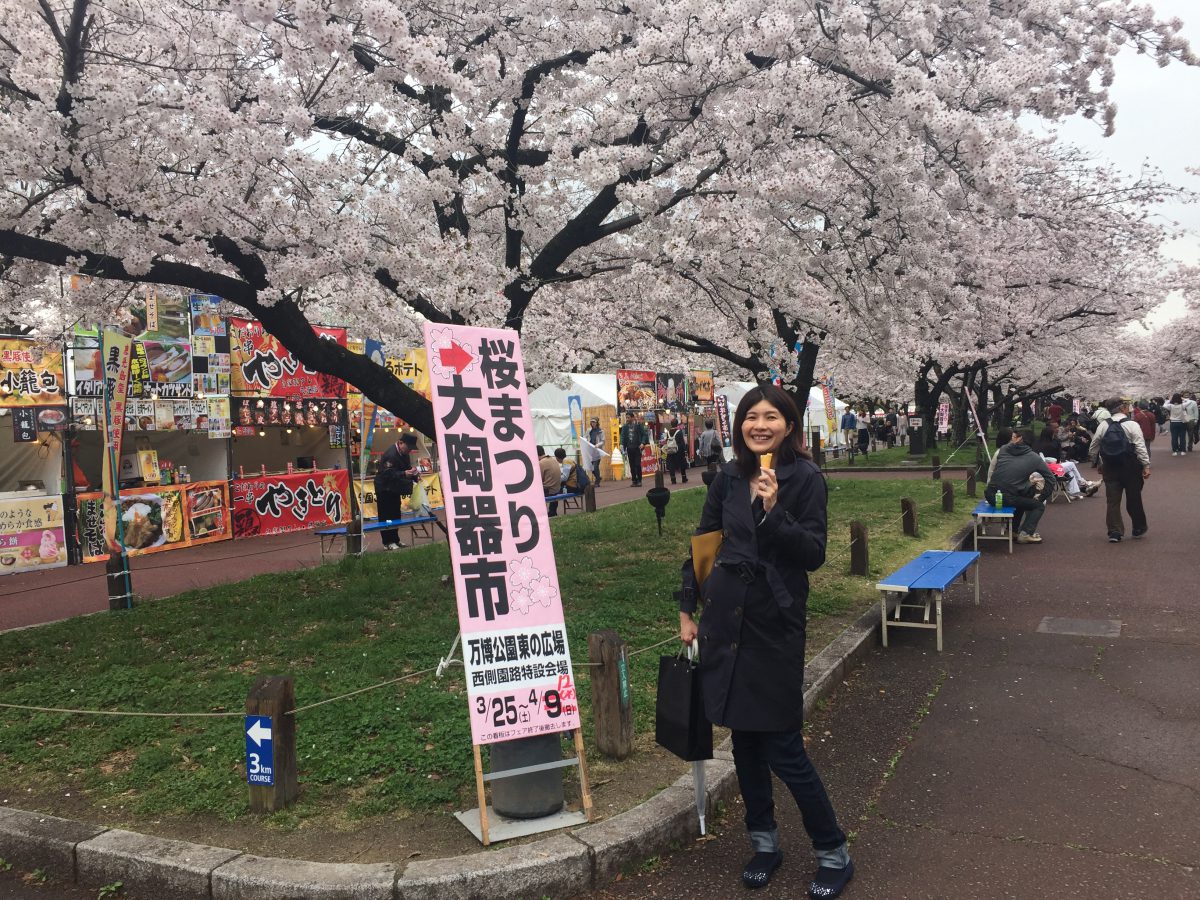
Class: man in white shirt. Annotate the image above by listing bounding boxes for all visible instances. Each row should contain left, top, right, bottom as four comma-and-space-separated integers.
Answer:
1183, 392, 1198, 452
1089, 399, 1151, 543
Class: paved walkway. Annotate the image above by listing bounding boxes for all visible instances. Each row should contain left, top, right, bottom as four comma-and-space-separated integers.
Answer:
0, 474, 700, 632
589, 455, 1200, 898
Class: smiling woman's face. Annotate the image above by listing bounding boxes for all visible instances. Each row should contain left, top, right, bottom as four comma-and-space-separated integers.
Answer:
741, 400, 791, 456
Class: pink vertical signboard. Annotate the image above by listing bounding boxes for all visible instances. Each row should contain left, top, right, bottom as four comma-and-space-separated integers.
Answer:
424, 323, 580, 745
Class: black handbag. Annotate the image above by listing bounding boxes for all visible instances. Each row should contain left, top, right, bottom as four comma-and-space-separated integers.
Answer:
655, 643, 713, 761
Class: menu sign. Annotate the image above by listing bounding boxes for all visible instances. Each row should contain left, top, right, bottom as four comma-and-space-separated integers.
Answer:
616, 369, 656, 411
0, 495, 68, 575
424, 322, 580, 745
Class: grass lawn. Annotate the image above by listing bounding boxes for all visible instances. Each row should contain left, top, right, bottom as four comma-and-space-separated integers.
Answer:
0, 479, 967, 830
821, 436, 990, 469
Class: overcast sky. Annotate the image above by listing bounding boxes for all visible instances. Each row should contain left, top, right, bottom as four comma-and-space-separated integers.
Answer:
1051, 0, 1200, 325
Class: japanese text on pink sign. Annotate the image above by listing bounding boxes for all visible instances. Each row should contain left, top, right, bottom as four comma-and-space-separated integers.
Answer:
424, 323, 580, 745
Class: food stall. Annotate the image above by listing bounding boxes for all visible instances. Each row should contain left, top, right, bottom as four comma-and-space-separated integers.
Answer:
227, 318, 352, 538
0, 336, 69, 574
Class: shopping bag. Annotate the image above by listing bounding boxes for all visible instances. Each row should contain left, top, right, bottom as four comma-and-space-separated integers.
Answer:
655, 643, 713, 761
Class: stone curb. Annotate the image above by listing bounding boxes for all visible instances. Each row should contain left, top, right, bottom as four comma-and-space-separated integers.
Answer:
0, 523, 974, 899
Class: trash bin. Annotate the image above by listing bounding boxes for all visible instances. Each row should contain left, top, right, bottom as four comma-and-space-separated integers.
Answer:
489, 733, 565, 819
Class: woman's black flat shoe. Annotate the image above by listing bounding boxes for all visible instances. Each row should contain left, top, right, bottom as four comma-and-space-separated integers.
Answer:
808, 860, 854, 898
742, 850, 783, 889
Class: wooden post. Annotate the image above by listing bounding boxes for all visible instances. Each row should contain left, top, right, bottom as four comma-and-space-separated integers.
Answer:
246, 676, 299, 813
849, 521, 869, 576
587, 630, 633, 759
105, 552, 133, 611
966, 469, 977, 497
346, 515, 363, 556
931, 454, 941, 479
941, 481, 954, 512
901, 498, 918, 537
583, 482, 597, 513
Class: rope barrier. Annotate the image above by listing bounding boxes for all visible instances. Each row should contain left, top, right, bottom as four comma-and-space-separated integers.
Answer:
0, 470, 981, 721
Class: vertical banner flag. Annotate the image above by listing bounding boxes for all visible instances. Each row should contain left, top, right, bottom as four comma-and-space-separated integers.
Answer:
937, 402, 951, 434
100, 332, 134, 502
424, 323, 581, 745
715, 394, 732, 447
821, 379, 836, 437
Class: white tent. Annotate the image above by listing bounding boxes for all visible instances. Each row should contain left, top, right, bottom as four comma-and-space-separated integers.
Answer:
528, 373, 617, 451
714, 381, 849, 451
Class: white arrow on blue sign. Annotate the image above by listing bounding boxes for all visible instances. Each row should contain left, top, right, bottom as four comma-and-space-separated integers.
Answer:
244, 715, 275, 787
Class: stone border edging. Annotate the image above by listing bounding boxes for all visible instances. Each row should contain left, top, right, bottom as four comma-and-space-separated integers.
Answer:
0, 523, 975, 899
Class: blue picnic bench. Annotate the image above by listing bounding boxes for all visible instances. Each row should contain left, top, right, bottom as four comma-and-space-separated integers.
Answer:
876, 550, 981, 652
971, 500, 1016, 554
316, 508, 442, 557
544, 491, 584, 514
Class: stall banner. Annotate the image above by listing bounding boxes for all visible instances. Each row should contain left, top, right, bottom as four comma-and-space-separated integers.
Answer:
715, 394, 732, 447
424, 322, 580, 745
128, 339, 193, 399
0, 338, 66, 407
230, 469, 350, 538
101, 332, 134, 501
688, 369, 714, 404
71, 397, 100, 430
640, 443, 659, 477
189, 295, 232, 395
0, 495, 68, 574
347, 392, 398, 430
616, 369, 656, 411
230, 317, 346, 398
387, 348, 431, 399
655, 372, 686, 411
207, 397, 231, 439
76, 480, 232, 562
352, 480, 378, 520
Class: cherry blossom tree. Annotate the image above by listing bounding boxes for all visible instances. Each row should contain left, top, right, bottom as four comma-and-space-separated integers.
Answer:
0, 0, 1194, 435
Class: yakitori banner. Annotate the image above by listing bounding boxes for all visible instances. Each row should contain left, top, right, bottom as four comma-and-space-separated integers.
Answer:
0, 338, 65, 407
229, 317, 346, 398
230, 469, 350, 538
424, 322, 580, 745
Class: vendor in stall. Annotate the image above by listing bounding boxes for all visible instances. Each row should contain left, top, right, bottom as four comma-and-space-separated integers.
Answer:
373, 433, 418, 550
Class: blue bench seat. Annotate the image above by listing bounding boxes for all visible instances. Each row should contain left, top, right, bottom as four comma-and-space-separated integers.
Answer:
876, 550, 981, 651
316, 512, 440, 556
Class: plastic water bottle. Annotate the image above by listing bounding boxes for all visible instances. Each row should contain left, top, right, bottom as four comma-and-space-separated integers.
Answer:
994, 490, 1003, 509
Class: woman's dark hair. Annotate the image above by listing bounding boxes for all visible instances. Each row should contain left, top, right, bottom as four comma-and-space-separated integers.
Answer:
731, 384, 810, 476
995, 427, 1012, 450
1172, 393, 1183, 405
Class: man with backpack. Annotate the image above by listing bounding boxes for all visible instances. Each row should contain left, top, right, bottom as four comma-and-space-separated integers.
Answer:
1089, 398, 1151, 543
660, 417, 689, 484
555, 447, 590, 494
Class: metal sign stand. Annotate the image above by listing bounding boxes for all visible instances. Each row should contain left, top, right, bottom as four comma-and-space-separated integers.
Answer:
438, 636, 594, 845
457, 729, 594, 846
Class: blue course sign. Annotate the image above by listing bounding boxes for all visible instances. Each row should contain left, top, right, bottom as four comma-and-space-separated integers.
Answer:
244, 715, 275, 787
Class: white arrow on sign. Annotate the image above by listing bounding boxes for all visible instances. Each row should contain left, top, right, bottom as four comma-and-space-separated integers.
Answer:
246, 719, 272, 747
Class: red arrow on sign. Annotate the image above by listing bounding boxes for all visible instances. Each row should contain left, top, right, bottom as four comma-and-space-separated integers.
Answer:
439, 340, 473, 374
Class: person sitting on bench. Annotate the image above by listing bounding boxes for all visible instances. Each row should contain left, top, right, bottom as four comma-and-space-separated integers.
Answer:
985, 428, 1055, 544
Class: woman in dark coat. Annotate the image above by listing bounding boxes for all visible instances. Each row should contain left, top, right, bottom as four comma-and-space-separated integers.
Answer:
677, 384, 853, 897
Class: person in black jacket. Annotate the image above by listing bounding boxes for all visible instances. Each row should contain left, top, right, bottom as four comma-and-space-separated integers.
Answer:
676, 384, 853, 898
373, 433, 418, 549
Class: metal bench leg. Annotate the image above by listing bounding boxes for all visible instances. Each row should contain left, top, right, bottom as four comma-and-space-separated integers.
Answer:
973, 519, 979, 551
975, 562, 980, 605
880, 594, 889, 647
936, 593, 943, 652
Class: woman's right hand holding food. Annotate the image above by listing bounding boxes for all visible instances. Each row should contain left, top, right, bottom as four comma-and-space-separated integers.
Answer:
679, 612, 698, 644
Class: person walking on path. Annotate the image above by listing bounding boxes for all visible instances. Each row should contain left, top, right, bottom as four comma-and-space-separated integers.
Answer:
587, 417, 605, 484
1133, 403, 1157, 458
676, 384, 854, 898
1185, 392, 1199, 452
373, 433, 418, 549
985, 428, 1055, 543
698, 418, 722, 469
661, 417, 690, 485
1163, 393, 1189, 456
1089, 398, 1151, 543
620, 412, 648, 486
